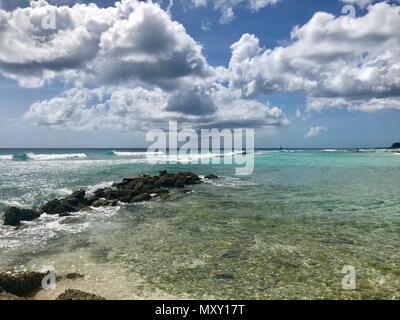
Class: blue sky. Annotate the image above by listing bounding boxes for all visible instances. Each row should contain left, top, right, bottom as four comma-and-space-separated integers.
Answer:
0, 0, 399, 148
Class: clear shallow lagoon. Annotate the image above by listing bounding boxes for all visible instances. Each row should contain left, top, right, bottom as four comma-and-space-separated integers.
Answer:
1, 149, 400, 299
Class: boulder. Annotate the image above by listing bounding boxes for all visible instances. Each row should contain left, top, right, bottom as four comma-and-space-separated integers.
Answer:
3, 207, 41, 226
390, 142, 400, 149
66, 190, 86, 201
0, 271, 48, 297
132, 193, 151, 202
64, 273, 84, 280
205, 174, 219, 180
56, 289, 106, 300
118, 195, 132, 203
159, 170, 168, 176
178, 172, 201, 184
0, 287, 26, 300
159, 175, 176, 188
92, 199, 118, 207
40, 199, 78, 215
175, 177, 186, 188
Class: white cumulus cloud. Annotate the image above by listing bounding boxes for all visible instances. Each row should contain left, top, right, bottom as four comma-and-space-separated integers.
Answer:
226, 2, 400, 113
304, 126, 328, 139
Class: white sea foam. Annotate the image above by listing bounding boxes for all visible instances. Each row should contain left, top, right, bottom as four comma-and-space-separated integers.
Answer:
0, 155, 13, 160
148, 151, 246, 164
87, 181, 114, 193
26, 153, 88, 160
111, 151, 164, 157
0, 206, 120, 252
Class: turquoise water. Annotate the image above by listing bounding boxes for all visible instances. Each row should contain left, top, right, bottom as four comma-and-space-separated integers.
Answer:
1, 149, 400, 299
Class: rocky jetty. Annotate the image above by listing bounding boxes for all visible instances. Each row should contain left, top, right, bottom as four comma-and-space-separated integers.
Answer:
2, 171, 217, 226
56, 289, 106, 300
390, 142, 400, 149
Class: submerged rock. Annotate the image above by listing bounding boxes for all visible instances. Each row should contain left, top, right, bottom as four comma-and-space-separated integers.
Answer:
56, 289, 106, 300
58, 273, 85, 280
3, 207, 41, 226
0, 271, 48, 297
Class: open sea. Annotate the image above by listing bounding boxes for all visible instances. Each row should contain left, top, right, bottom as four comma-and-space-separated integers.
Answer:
1, 148, 400, 299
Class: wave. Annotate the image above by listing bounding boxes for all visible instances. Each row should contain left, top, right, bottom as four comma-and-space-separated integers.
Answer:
0, 155, 13, 160
26, 153, 88, 161
110, 151, 164, 157
0, 153, 88, 161
146, 151, 248, 164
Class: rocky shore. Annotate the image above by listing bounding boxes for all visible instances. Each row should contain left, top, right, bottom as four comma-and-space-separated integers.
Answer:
3, 171, 219, 227
0, 171, 219, 300
0, 271, 105, 300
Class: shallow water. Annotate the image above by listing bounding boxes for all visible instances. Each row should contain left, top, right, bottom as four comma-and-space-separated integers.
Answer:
1, 149, 400, 299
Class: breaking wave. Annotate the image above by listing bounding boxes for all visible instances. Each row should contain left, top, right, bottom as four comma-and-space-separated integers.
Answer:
0, 153, 88, 161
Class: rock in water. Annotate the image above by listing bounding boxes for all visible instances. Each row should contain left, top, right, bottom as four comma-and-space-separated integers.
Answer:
132, 193, 151, 202
7, 171, 206, 228
205, 174, 219, 180
0, 271, 48, 297
390, 142, 400, 149
56, 289, 106, 300
3, 207, 41, 226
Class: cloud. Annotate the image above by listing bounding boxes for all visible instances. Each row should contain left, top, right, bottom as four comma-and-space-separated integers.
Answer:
304, 126, 327, 138
189, 0, 281, 24
23, 84, 289, 131
0, 0, 212, 88
341, 0, 400, 9
226, 2, 400, 113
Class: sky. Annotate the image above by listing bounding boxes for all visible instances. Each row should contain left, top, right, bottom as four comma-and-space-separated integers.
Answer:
0, 0, 399, 148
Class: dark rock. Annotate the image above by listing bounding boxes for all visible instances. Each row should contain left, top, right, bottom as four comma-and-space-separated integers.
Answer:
159, 175, 176, 188
118, 195, 132, 203
40, 199, 78, 215
3, 207, 41, 226
179, 188, 192, 194
175, 177, 186, 188
92, 199, 117, 207
59, 212, 73, 217
390, 142, 400, 149
0, 287, 26, 300
65, 273, 84, 280
150, 188, 169, 195
62, 190, 89, 209
0, 271, 48, 297
94, 188, 107, 198
103, 188, 119, 200
56, 289, 106, 300
132, 193, 151, 202
84, 194, 98, 205
178, 172, 201, 185
205, 174, 219, 180
215, 273, 235, 281
66, 190, 86, 201
159, 170, 168, 176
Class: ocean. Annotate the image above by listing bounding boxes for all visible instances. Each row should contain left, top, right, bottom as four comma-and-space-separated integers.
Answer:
1, 148, 400, 299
